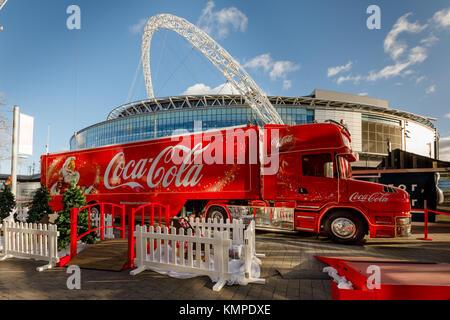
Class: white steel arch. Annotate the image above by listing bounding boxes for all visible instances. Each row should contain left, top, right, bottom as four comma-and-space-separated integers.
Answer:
0, 0, 8, 11
141, 14, 284, 125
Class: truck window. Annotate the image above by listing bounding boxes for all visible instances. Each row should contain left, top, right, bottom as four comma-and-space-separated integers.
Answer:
302, 154, 334, 178
338, 156, 352, 179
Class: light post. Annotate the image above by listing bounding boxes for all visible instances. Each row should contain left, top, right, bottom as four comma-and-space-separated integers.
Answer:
0, 104, 20, 197
10, 105, 19, 197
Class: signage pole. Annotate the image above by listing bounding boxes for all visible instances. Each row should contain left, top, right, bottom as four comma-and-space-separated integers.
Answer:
10, 105, 19, 197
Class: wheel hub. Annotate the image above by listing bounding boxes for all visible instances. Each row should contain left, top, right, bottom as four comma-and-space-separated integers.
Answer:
331, 218, 356, 239
210, 211, 223, 221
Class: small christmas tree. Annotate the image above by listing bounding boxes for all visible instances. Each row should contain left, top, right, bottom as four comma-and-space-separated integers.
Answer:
0, 183, 15, 221
27, 184, 53, 223
55, 181, 95, 250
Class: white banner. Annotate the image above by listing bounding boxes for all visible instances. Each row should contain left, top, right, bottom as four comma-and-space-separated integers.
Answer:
19, 113, 34, 156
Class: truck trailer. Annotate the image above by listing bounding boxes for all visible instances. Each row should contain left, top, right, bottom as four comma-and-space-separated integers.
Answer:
41, 122, 412, 244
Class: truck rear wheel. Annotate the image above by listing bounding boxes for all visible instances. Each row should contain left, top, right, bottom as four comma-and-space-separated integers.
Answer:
324, 211, 366, 244
206, 206, 228, 222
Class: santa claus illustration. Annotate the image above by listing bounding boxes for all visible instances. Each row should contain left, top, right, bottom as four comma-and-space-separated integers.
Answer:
50, 157, 80, 195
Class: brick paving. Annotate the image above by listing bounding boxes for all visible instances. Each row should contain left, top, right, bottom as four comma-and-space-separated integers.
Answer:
0, 222, 449, 300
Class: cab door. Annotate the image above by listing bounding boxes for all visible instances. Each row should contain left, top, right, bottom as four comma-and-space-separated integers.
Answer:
295, 152, 338, 232
274, 152, 301, 200
297, 152, 338, 206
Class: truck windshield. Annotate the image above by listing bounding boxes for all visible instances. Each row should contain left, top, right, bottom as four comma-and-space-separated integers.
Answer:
302, 154, 334, 178
338, 156, 352, 179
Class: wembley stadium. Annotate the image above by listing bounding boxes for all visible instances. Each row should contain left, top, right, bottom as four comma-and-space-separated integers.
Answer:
69, 14, 439, 170
70, 88, 438, 170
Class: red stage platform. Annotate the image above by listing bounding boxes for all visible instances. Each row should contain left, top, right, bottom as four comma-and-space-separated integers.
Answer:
316, 256, 450, 300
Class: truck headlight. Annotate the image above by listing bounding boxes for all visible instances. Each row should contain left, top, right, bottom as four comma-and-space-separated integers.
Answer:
396, 217, 411, 225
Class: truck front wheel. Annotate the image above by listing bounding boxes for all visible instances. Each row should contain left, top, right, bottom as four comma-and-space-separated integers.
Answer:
206, 206, 228, 222
324, 211, 366, 244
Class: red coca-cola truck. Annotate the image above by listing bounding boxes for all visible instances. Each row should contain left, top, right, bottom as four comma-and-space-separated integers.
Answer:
41, 122, 412, 244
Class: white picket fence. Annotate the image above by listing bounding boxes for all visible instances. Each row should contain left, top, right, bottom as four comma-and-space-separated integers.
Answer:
189, 219, 266, 284
243, 220, 265, 282
130, 219, 265, 291
0, 221, 59, 271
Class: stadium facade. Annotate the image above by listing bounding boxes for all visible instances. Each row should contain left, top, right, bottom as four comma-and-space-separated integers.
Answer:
70, 89, 439, 169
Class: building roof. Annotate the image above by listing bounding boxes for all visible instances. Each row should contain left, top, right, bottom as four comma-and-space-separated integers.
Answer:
310, 89, 390, 109
106, 93, 436, 129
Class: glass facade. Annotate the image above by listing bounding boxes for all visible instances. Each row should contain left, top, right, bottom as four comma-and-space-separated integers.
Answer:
361, 114, 402, 155
70, 106, 314, 150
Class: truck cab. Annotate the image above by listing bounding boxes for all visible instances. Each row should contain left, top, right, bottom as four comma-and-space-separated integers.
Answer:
209, 122, 412, 244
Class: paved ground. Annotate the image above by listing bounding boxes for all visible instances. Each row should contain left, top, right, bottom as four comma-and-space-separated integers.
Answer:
0, 222, 449, 300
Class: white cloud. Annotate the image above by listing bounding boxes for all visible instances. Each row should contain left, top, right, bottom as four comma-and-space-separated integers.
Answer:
439, 136, 450, 161
243, 53, 272, 72
421, 34, 439, 47
197, 1, 248, 39
358, 92, 368, 96
327, 61, 353, 78
432, 8, 450, 28
336, 75, 362, 85
384, 13, 427, 60
364, 45, 428, 82
426, 85, 436, 94
337, 32, 431, 84
408, 46, 428, 64
335, 12, 449, 85
182, 82, 241, 95
416, 75, 427, 84
269, 61, 300, 80
243, 53, 300, 84
282, 80, 292, 90
182, 83, 212, 95
366, 61, 411, 81
445, 113, 450, 119
404, 70, 415, 76
129, 18, 148, 35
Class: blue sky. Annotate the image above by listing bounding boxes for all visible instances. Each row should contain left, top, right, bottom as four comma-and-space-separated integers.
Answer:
1, 0, 450, 174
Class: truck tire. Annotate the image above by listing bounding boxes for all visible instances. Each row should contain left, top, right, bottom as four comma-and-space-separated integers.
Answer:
324, 211, 366, 244
207, 206, 228, 222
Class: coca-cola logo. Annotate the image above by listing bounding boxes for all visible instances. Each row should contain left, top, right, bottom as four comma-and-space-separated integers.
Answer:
104, 143, 208, 190
349, 192, 389, 203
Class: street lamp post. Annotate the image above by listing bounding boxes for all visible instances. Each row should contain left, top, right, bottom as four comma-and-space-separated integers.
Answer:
10, 105, 19, 197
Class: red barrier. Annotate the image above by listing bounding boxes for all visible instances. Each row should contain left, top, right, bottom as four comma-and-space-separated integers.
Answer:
427, 209, 450, 216
416, 200, 450, 241
416, 207, 433, 241
317, 256, 450, 300
70, 203, 126, 258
